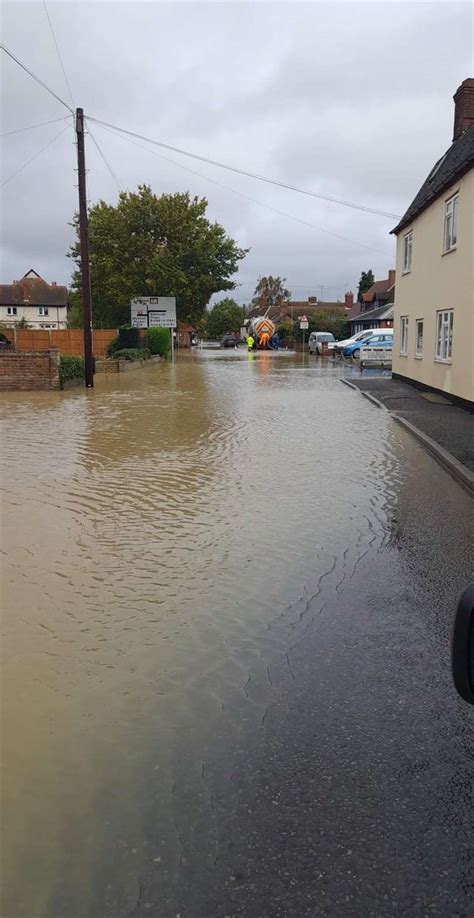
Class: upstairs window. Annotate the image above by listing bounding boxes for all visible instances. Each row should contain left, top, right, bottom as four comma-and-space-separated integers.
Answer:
435, 310, 453, 362
7, 307, 17, 316
403, 231, 413, 272
38, 307, 49, 316
444, 194, 458, 252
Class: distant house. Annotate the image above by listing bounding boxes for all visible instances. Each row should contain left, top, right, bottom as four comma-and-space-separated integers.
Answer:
390, 78, 474, 406
246, 291, 354, 324
0, 269, 68, 329
347, 271, 395, 332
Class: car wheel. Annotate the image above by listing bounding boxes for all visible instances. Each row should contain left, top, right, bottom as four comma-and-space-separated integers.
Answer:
352, 350, 360, 360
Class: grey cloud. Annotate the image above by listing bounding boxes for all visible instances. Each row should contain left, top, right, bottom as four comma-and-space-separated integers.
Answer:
1, 1, 472, 300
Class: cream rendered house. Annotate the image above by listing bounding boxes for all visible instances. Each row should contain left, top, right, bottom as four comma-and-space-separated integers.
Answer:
391, 79, 474, 407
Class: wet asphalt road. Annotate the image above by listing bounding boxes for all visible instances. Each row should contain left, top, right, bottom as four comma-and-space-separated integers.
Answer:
3, 354, 473, 918
128, 372, 474, 918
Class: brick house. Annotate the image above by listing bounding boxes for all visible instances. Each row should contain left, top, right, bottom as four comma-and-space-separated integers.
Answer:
246, 291, 354, 323
0, 269, 68, 329
347, 271, 395, 332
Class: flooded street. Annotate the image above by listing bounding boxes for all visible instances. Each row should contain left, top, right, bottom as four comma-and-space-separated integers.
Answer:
2, 352, 473, 918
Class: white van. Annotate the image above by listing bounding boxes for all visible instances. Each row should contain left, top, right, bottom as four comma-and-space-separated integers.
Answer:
308, 332, 336, 355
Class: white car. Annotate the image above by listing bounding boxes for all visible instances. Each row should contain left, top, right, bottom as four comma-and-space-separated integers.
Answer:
334, 327, 393, 357
308, 331, 336, 354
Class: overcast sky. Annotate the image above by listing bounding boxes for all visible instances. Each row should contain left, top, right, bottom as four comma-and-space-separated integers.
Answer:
1, 1, 472, 304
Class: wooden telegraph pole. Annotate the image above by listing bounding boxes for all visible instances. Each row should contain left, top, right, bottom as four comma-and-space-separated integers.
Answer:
75, 107, 94, 388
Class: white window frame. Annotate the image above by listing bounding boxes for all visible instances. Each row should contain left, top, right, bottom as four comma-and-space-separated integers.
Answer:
444, 194, 458, 253
403, 231, 413, 273
415, 319, 424, 358
400, 316, 409, 356
7, 306, 17, 316
38, 306, 49, 316
435, 309, 453, 363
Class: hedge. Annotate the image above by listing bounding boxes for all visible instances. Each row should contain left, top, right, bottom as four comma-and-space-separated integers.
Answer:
59, 355, 85, 389
146, 327, 171, 356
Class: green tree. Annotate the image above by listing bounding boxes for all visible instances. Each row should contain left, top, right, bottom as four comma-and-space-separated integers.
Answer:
250, 276, 291, 310
357, 269, 375, 303
68, 186, 248, 328
205, 298, 244, 338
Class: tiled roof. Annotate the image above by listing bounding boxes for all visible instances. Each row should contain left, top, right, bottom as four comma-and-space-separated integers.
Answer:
0, 272, 68, 307
246, 301, 348, 320
392, 122, 474, 235
348, 304, 394, 325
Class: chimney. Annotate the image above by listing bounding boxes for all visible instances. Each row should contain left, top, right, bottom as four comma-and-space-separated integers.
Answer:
453, 78, 474, 141
51, 281, 57, 286
388, 269, 396, 287
344, 291, 354, 310
308, 296, 317, 304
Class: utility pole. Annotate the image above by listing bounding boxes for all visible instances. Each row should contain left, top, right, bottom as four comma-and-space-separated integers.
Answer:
75, 107, 94, 388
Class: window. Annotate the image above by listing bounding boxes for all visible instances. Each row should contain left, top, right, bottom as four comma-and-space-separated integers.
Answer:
403, 231, 413, 272
38, 307, 49, 316
436, 310, 453, 362
415, 319, 424, 357
444, 194, 458, 252
400, 316, 409, 355
7, 306, 17, 316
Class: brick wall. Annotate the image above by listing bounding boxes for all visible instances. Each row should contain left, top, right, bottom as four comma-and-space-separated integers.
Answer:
1, 328, 118, 357
0, 350, 60, 390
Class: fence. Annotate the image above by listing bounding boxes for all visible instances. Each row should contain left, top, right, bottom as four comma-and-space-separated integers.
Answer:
2, 328, 118, 357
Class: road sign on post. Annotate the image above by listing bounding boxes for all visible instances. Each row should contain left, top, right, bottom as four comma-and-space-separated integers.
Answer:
299, 314, 309, 353
131, 296, 177, 328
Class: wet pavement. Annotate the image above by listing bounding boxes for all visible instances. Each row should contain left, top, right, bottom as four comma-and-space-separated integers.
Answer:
1, 351, 473, 918
349, 375, 474, 471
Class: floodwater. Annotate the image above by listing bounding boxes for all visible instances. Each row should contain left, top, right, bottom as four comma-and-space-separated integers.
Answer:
1, 352, 472, 918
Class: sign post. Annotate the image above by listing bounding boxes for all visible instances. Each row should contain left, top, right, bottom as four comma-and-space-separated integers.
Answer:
130, 297, 177, 360
299, 314, 309, 354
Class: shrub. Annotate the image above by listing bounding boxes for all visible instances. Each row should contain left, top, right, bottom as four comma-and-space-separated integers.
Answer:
107, 326, 141, 355
113, 347, 149, 362
59, 355, 85, 388
146, 327, 171, 356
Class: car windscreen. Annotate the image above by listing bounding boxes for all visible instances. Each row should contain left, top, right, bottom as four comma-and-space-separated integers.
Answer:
317, 334, 335, 342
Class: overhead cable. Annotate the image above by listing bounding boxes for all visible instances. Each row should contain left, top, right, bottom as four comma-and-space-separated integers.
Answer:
1, 115, 71, 137
0, 43, 74, 113
42, 0, 76, 108
87, 115, 401, 221
2, 123, 71, 187
86, 120, 125, 192
95, 122, 393, 258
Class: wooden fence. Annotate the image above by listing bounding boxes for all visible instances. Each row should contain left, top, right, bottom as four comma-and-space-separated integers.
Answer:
2, 328, 118, 357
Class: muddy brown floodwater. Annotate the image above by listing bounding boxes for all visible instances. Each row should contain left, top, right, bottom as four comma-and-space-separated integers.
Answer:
1, 351, 472, 918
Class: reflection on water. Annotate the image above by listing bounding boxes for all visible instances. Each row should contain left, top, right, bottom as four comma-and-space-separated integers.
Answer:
1, 353, 416, 916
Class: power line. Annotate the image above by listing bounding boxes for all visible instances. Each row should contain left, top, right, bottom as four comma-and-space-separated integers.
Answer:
42, 0, 75, 108
88, 115, 401, 221
2, 123, 71, 187
86, 120, 125, 192
1, 115, 71, 137
94, 122, 393, 258
0, 43, 74, 113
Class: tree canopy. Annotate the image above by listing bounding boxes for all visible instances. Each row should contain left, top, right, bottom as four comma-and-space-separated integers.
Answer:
250, 276, 291, 310
357, 270, 375, 303
68, 185, 248, 327
204, 298, 244, 338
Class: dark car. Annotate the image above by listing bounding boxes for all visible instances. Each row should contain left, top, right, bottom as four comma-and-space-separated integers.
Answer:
221, 334, 240, 348
0, 334, 14, 351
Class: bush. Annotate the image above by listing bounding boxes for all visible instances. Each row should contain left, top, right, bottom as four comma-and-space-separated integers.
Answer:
107, 326, 141, 356
113, 347, 149, 362
59, 355, 85, 388
146, 327, 171, 356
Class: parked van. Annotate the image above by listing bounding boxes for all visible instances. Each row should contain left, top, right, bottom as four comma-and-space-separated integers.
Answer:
308, 332, 336, 354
